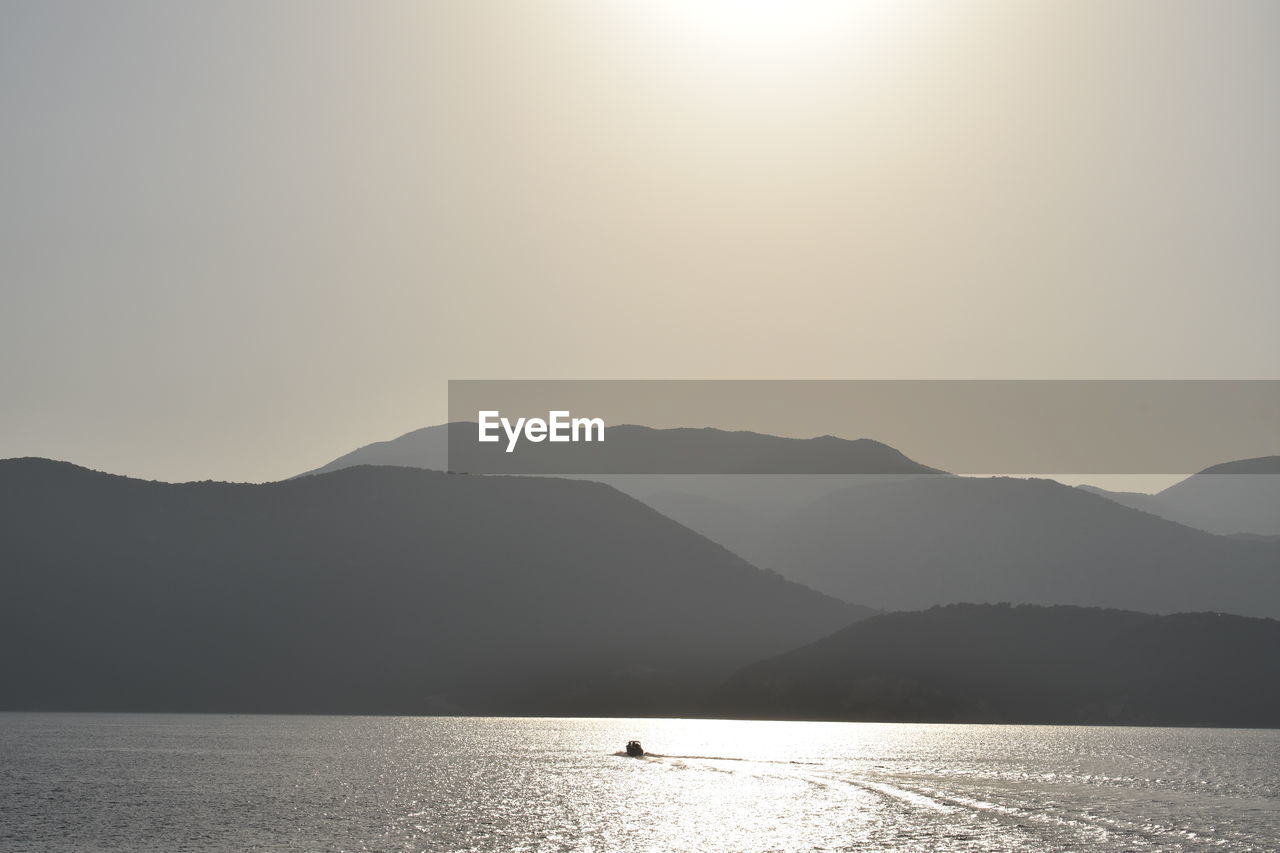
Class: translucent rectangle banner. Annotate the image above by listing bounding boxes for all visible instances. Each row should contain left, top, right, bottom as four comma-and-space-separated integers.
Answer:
445, 380, 1279, 475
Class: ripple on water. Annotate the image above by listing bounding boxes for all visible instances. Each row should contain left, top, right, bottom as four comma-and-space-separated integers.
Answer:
0, 714, 1277, 852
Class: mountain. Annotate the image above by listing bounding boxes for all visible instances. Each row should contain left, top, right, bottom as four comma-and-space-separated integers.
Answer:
298, 424, 949, 575
756, 476, 1280, 618
298, 429, 1279, 620
1079, 456, 1280, 536
300, 424, 451, 477
640, 490, 771, 567
715, 603, 1280, 726
634, 475, 947, 569
299, 422, 946, 477
0, 458, 866, 715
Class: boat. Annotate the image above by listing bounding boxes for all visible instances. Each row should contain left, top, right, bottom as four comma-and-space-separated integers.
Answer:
625, 740, 645, 757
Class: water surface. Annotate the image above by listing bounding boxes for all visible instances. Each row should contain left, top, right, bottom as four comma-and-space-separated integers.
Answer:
1, 714, 1276, 852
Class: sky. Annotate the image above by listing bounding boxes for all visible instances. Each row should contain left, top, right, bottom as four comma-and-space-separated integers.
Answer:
2, 0, 1277, 483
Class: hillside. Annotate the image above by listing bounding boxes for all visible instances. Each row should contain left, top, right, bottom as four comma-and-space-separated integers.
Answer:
299, 422, 945, 477
758, 476, 1280, 617
0, 458, 865, 715
1080, 456, 1280, 536
300, 424, 450, 477
715, 603, 1280, 726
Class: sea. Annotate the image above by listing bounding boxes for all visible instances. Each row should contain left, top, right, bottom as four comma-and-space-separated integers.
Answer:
1, 713, 1276, 852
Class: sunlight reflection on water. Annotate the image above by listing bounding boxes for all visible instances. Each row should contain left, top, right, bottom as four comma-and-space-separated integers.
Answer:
1, 714, 1277, 852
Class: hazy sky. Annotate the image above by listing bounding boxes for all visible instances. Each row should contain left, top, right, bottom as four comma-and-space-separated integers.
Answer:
2, 1, 1277, 482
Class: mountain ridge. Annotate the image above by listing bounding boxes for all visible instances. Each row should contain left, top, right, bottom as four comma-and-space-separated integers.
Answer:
298, 422, 948, 478
1080, 455, 1280, 536
715, 602, 1280, 726
756, 475, 1280, 617
0, 457, 866, 715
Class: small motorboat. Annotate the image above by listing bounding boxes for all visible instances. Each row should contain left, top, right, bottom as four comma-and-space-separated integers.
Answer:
625, 740, 645, 757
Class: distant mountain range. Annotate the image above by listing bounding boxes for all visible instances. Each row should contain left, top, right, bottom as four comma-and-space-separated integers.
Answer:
4, 455, 1279, 725
740, 475, 1280, 617
0, 458, 864, 715
300, 422, 946, 477
302, 426, 1280, 620
1079, 456, 1280, 536
716, 603, 1280, 726
300, 424, 451, 477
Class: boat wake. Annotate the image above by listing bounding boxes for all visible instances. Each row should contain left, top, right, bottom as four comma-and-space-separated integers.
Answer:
611, 751, 818, 767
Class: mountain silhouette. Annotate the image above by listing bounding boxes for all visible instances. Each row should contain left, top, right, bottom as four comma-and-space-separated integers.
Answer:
300, 428, 1279, 619
1080, 456, 1280, 536
299, 422, 946, 477
752, 476, 1280, 617
0, 458, 866, 715
300, 424, 451, 477
715, 603, 1280, 726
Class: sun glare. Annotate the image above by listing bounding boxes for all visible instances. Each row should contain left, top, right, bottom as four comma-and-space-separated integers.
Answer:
643, 0, 910, 58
